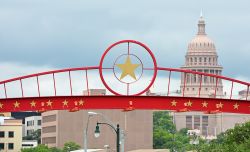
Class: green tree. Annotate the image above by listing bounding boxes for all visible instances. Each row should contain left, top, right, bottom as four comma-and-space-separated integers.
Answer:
21, 144, 50, 152
23, 129, 41, 144
153, 111, 191, 151
153, 111, 175, 132
21, 144, 62, 152
197, 121, 250, 152
63, 141, 81, 152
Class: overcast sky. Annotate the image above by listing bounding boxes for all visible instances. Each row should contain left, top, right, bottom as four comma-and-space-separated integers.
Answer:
0, 0, 250, 82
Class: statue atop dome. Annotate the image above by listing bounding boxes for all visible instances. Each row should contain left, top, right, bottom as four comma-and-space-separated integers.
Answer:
198, 11, 206, 35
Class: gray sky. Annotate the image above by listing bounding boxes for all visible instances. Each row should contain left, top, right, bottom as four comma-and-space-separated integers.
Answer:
0, 0, 250, 80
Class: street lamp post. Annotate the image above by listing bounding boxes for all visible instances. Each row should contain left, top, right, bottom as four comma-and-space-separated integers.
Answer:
84, 111, 98, 152
95, 122, 120, 152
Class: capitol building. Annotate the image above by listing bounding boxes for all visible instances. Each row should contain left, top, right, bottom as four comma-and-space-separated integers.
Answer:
174, 14, 250, 137
180, 13, 223, 98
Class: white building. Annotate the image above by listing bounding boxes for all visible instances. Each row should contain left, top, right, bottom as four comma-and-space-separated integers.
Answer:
24, 116, 41, 136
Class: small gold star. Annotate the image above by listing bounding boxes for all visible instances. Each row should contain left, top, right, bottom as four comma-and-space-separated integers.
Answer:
47, 100, 53, 107
216, 102, 223, 109
13, 101, 20, 108
78, 99, 84, 106
233, 103, 239, 110
63, 100, 68, 107
0, 102, 3, 109
30, 100, 36, 107
74, 101, 78, 106
116, 56, 141, 80
171, 100, 177, 106
202, 101, 208, 108
41, 102, 45, 107
184, 100, 192, 107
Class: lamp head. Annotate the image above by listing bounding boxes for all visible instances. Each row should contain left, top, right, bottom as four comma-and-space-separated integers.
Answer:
94, 124, 100, 138
88, 111, 98, 116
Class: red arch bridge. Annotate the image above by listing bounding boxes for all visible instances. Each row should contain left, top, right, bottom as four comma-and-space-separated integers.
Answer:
0, 40, 249, 114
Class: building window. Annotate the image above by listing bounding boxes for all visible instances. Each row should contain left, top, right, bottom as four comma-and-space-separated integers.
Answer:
8, 143, 14, 150
193, 74, 196, 83
0, 143, 4, 150
204, 76, 207, 83
27, 120, 33, 126
0, 131, 4, 138
27, 130, 33, 136
202, 116, 209, 136
38, 120, 41, 126
194, 115, 200, 129
43, 114, 56, 123
8, 131, 14, 138
186, 116, 192, 129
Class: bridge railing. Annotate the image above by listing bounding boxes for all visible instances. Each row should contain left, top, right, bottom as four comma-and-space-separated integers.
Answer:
0, 66, 249, 101
156, 67, 250, 100
0, 66, 100, 99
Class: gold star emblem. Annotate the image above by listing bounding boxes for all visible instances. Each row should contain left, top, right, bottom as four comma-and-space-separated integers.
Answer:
74, 101, 78, 106
30, 100, 36, 107
171, 100, 177, 106
202, 101, 208, 108
233, 103, 239, 110
47, 100, 53, 107
79, 99, 84, 106
216, 102, 223, 109
14, 101, 20, 108
63, 100, 68, 107
0, 102, 3, 109
116, 56, 141, 80
184, 100, 192, 107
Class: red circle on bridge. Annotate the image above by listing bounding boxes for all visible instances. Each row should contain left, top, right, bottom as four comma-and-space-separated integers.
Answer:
99, 40, 158, 96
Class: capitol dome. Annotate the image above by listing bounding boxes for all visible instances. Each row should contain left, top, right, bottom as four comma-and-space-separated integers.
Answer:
187, 16, 216, 52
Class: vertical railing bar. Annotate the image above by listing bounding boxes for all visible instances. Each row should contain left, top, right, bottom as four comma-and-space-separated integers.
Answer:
167, 71, 172, 96
127, 83, 129, 96
4, 83, 7, 98
36, 76, 41, 97
85, 70, 90, 96
246, 85, 249, 101
230, 81, 234, 99
182, 73, 187, 97
20, 79, 24, 97
53, 73, 57, 96
214, 77, 218, 98
198, 74, 202, 97
69, 71, 73, 96
128, 42, 130, 55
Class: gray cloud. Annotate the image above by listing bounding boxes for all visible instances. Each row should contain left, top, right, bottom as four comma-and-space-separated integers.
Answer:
0, 0, 250, 79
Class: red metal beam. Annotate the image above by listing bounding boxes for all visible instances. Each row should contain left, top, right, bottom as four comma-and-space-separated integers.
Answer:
0, 96, 250, 114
